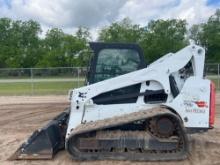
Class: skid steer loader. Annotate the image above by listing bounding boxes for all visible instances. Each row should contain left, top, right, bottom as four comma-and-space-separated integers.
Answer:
10, 42, 216, 161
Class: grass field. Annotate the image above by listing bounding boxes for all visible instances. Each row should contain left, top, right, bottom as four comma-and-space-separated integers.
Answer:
0, 78, 85, 95
0, 76, 219, 96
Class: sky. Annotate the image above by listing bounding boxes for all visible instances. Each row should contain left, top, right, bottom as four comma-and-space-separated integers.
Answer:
0, 0, 220, 39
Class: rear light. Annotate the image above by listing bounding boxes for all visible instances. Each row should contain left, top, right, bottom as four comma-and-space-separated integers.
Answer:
209, 81, 216, 128
195, 101, 208, 108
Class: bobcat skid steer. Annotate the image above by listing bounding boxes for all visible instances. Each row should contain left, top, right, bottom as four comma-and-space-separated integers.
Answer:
10, 42, 216, 161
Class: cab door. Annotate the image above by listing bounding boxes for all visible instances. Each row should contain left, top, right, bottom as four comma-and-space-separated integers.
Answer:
87, 42, 146, 84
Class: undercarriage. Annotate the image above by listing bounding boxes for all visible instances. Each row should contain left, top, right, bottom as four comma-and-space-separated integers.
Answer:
66, 108, 189, 161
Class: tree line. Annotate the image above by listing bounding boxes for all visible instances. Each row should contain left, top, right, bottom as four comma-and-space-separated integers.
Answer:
0, 9, 219, 68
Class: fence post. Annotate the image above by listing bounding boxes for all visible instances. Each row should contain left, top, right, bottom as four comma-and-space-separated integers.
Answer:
218, 64, 220, 90
77, 67, 80, 87
30, 68, 34, 95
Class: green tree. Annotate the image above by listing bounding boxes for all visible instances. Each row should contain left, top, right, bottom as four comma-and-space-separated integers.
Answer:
74, 27, 91, 66
189, 24, 203, 45
140, 19, 188, 62
37, 28, 68, 67
98, 18, 187, 63
1, 14, 219, 68
76, 26, 91, 42
37, 28, 90, 67
189, 9, 220, 62
0, 18, 12, 67
20, 20, 42, 67
98, 18, 144, 43
202, 9, 220, 62
0, 18, 41, 68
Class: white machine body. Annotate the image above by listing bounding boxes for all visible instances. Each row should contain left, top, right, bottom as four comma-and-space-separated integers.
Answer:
66, 44, 214, 140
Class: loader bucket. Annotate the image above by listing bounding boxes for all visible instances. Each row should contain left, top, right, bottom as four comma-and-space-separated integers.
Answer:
9, 110, 69, 160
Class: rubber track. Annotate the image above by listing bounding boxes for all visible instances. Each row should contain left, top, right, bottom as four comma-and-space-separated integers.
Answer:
66, 107, 189, 161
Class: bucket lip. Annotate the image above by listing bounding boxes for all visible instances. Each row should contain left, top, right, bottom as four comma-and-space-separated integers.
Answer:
8, 110, 70, 160
8, 129, 54, 160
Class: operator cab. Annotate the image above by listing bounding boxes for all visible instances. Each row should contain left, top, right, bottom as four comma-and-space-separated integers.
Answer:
87, 42, 146, 84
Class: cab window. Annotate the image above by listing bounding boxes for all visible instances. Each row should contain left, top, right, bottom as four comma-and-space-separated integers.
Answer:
94, 49, 141, 83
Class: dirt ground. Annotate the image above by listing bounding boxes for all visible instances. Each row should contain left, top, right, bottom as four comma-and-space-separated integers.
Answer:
0, 95, 220, 165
